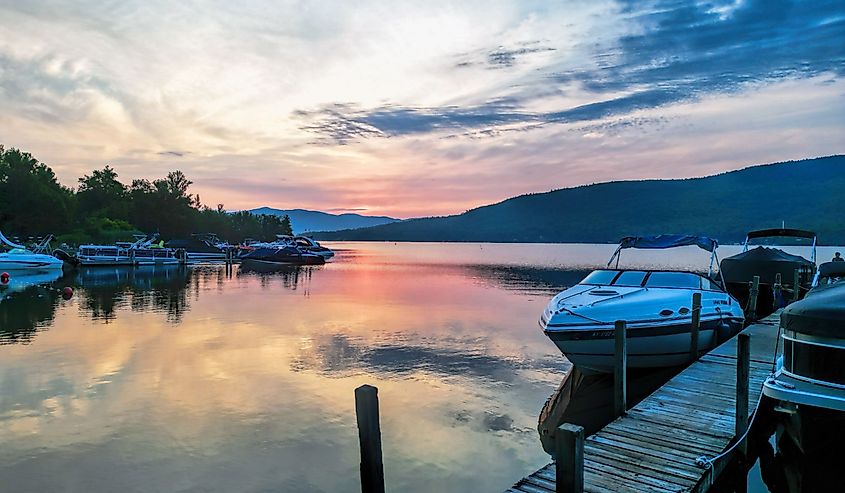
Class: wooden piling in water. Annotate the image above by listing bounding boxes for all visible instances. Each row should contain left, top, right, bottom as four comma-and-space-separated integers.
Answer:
555, 423, 584, 493
355, 385, 385, 493
613, 320, 627, 418
689, 292, 702, 362
735, 333, 750, 459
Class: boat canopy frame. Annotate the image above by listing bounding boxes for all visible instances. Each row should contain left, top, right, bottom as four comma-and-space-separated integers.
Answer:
0, 231, 27, 250
742, 228, 817, 264
607, 234, 724, 287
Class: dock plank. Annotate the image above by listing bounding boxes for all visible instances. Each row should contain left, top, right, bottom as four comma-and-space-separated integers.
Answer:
504, 313, 780, 493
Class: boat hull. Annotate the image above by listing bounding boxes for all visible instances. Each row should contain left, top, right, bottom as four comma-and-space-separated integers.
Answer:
545, 316, 744, 373
0, 255, 64, 272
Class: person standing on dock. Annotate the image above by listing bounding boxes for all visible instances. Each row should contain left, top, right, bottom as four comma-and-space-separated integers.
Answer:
833, 252, 844, 262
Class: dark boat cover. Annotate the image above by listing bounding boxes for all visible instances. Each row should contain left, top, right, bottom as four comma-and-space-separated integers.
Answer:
818, 261, 845, 278
720, 246, 814, 285
781, 284, 845, 338
617, 235, 717, 252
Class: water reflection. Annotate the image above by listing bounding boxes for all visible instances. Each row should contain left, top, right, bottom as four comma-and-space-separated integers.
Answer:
2, 242, 753, 493
0, 270, 63, 344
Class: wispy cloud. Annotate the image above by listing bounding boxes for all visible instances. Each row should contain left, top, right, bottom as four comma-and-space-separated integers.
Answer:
0, 0, 842, 216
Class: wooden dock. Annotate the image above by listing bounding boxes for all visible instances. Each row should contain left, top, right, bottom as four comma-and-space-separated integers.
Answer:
506, 313, 780, 493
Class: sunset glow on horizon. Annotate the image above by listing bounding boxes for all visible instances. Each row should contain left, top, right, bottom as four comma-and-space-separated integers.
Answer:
1, 0, 843, 218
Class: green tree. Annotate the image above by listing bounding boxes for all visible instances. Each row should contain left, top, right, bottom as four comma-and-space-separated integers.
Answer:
77, 165, 128, 220
0, 146, 73, 236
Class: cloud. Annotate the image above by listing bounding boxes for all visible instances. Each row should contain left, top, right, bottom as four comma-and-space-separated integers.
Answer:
0, 0, 842, 217
296, 0, 845, 144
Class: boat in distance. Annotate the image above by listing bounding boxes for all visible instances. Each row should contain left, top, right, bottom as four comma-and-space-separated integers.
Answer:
77, 234, 183, 266
165, 233, 236, 261
239, 237, 325, 266
541, 235, 745, 373
291, 235, 335, 259
0, 231, 64, 272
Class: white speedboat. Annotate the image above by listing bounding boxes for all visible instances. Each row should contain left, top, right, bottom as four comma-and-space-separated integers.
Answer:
0, 231, 64, 272
541, 235, 745, 373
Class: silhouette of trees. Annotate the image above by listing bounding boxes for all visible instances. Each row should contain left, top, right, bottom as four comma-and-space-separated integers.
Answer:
0, 146, 291, 243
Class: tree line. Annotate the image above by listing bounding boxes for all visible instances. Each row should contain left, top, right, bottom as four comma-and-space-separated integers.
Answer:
0, 145, 292, 245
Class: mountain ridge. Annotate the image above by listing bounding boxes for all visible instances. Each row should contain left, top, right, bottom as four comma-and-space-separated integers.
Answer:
313, 155, 845, 244
249, 207, 398, 234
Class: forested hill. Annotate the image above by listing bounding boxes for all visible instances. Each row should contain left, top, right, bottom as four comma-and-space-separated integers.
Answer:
315, 155, 845, 244
250, 207, 397, 233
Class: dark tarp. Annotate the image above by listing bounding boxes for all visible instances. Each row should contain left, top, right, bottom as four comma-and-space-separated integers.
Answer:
720, 246, 815, 285
617, 235, 718, 252
723, 246, 812, 265
819, 261, 845, 278
781, 283, 845, 338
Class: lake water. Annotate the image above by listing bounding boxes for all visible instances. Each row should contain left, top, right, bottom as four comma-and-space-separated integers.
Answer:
1, 242, 839, 492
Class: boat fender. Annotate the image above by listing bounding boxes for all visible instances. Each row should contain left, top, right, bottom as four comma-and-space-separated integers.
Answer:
716, 321, 732, 343
62, 286, 74, 300
0, 272, 9, 285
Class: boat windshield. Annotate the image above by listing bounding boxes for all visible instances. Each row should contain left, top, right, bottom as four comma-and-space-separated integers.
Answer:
645, 272, 702, 289
580, 270, 617, 285
614, 271, 647, 286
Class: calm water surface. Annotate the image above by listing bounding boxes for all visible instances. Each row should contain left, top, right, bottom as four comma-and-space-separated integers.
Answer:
1, 242, 838, 492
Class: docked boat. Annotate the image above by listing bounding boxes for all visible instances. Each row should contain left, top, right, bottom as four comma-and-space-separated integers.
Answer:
810, 261, 845, 291
0, 231, 64, 272
720, 228, 817, 316
292, 236, 335, 259
78, 234, 183, 266
240, 241, 325, 266
166, 233, 234, 261
540, 235, 745, 373
763, 283, 845, 411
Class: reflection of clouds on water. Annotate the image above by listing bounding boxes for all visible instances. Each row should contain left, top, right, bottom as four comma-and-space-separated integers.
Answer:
291, 332, 567, 383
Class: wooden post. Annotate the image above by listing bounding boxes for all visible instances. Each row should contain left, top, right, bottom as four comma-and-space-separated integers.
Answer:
689, 292, 701, 362
747, 275, 760, 320
355, 385, 385, 493
614, 320, 627, 417
555, 423, 584, 493
791, 268, 801, 303
736, 333, 750, 458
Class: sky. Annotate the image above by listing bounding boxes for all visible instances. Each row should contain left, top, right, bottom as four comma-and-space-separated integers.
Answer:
0, 0, 843, 218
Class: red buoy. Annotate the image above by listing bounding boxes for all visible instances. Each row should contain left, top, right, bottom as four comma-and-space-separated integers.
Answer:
0, 272, 9, 285
62, 286, 74, 300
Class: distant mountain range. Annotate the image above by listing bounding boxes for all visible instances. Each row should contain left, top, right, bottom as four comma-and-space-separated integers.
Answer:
249, 207, 398, 234
314, 155, 845, 244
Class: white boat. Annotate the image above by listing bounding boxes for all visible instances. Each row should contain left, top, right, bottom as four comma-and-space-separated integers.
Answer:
78, 234, 182, 266
763, 281, 845, 412
0, 231, 64, 272
540, 235, 745, 373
